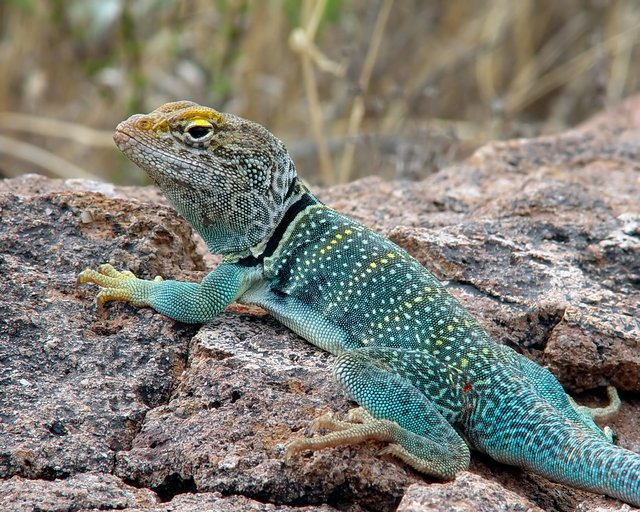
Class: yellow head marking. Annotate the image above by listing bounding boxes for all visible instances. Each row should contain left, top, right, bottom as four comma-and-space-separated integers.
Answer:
135, 117, 166, 132
180, 107, 224, 125
186, 118, 214, 129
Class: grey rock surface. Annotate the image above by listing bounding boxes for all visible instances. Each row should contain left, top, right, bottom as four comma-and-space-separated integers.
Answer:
1, 96, 639, 511
0, 191, 201, 481
396, 474, 544, 512
0, 472, 159, 511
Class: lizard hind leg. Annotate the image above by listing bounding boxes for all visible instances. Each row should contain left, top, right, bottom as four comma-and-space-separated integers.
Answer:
286, 349, 470, 480
516, 354, 617, 442
568, 386, 620, 442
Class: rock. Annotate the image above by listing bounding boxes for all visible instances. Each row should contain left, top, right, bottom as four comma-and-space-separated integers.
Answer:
2, 95, 640, 511
114, 316, 411, 510
0, 472, 158, 512
396, 474, 544, 512
0, 190, 202, 482
0, 472, 338, 512
137, 493, 339, 512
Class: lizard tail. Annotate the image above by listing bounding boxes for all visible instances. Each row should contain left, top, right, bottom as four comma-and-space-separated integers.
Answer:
484, 400, 640, 507
532, 429, 640, 507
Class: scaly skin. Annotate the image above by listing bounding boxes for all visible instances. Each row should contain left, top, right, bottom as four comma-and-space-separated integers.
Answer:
78, 101, 640, 507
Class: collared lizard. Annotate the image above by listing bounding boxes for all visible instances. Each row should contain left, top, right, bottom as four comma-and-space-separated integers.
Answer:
78, 101, 640, 507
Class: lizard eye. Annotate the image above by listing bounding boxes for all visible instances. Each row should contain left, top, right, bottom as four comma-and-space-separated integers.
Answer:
183, 120, 215, 145
187, 125, 211, 139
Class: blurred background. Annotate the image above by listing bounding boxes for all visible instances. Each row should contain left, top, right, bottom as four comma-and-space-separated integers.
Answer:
0, 0, 639, 185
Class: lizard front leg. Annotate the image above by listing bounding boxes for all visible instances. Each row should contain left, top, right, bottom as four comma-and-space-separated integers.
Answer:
78, 262, 263, 324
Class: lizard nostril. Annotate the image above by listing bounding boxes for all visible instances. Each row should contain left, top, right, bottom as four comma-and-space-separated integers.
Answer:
136, 118, 152, 131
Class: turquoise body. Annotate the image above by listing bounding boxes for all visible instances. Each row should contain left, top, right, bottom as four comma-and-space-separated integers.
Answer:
142, 199, 639, 505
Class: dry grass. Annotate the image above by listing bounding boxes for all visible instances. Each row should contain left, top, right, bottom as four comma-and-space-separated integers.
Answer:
0, 0, 638, 184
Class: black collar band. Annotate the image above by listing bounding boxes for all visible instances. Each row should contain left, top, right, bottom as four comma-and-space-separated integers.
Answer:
262, 192, 317, 259
237, 187, 318, 266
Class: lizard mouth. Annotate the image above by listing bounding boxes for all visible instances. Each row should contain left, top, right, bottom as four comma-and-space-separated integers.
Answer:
113, 126, 211, 195
112, 127, 128, 148
113, 126, 165, 161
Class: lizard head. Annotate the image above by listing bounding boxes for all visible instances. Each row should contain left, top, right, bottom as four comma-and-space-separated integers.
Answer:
113, 101, 300, 256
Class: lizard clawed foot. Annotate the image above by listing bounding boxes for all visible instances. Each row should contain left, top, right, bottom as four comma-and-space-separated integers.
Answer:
596, 386, 620, 443
568, 386, 620, 443
285, 407, 397, 464
309, 407, 370, 432
77, 263, 162, 308
303, 407, 402, 461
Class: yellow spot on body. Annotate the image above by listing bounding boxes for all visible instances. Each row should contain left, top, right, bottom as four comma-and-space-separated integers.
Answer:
336, 234, 343, 239
380, 258, 388, 264
370, 262, 377, 269
394, 316, 400, 321
404, 301, 412, 308
435, 339, 444, 346
320, 249, 325, 254
414, 296, 423, 302
459, 358, 469, 369
447, 325, 454, 331
325, 245, 332, 251
387, 253, 395, 259
331, 239, 337, 244
482, 348, 490, 355
345, 229, 353, 235
384, 316, 390, 322
305, 260, 310, 265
